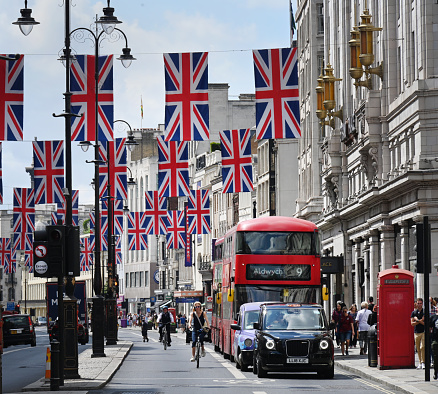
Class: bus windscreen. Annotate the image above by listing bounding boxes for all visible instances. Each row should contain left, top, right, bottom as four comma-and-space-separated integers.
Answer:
236, 231, 317, 255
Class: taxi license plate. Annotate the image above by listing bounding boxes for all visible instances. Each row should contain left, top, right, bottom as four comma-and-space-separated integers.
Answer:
287, 358, 308, 364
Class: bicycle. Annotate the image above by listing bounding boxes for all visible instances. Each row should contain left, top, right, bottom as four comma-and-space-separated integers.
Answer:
193, 328, 205, 368
162, 324, 168, 350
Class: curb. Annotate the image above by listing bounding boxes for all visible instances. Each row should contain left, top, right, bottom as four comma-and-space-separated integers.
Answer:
335, 360, 431, 394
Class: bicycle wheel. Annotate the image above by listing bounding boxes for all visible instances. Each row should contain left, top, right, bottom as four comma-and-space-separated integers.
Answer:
196, 342, 201, 368
163, 328, 167, 350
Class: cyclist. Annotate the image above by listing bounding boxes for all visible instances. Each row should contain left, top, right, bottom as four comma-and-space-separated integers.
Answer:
157, 305, 173, 346
188, 301, 210, 362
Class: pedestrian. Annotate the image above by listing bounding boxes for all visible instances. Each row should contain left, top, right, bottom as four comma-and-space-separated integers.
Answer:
367, 304, 377, 327
331, 301, 343, 348
180, 314, 187, 333
142, 316, 149, 342
368, 296, 375, 312
349, 304, 358, 348
411, 297, 425, 369
356, 301, 372, 355
429, 307, 438, 380
339, 306, 355, 355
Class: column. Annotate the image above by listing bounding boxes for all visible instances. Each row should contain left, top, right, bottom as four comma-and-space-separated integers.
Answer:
380, 225, 395, 271
369, 231, 379, 300
363, 239, 370, 302
400, 221, 410, 270
354, 240, 361, 305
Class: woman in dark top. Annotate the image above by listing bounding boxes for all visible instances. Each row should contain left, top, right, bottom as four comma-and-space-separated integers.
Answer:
339, 306, 355, 355
188, 301, 210, 362
331, 301, 343, 347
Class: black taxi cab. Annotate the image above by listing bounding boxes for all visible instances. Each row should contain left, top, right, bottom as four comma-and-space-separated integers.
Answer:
253, 303, 335, 379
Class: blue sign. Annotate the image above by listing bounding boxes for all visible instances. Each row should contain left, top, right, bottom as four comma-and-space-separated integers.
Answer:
153, 270, 159, 284
46, 281, 87, 322
6, 302, 15, 311
175, 297, 200, 304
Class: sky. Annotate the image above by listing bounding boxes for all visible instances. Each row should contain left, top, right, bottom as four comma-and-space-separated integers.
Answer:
0, 0, 297, 208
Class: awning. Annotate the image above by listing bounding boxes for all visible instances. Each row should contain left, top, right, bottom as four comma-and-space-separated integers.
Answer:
155, 299, 172, 311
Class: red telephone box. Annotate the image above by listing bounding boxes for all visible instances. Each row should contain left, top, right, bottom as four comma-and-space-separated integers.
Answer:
377, 266, 414, 369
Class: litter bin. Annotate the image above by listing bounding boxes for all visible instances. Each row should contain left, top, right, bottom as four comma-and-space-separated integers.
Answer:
368, 324, 377, 367
120, 319, 127, 328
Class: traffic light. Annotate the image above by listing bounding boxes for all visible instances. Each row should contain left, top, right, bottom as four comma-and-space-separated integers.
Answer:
33, 225, 65, 277
65, 225, 80, 277
15, 304, 20, 313
113, 275, 119, 296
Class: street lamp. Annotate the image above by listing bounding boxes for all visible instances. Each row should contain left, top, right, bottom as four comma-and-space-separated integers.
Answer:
13, 0, 40, 36
114, 119, 139, 151
68, 15, 135, 356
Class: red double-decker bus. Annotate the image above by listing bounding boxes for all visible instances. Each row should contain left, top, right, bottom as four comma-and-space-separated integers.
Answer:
211, 216, 321, 359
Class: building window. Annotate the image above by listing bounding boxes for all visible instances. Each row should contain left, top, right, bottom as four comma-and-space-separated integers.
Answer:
140, 271, 143, 287
126, 273, 129, 288
130, 272, 134, 288
145, 271, 149, 287
135, 272, 140, 287
317, 3, 324, 35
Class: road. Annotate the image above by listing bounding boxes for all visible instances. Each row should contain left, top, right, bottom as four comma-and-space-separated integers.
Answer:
90, 328, 403, 394
1, 325, 90, 393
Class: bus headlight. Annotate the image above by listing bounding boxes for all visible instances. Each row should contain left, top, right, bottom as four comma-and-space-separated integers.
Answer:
319, 339, 329, 350
244, 338, 253, 348
266, 339, 275, 350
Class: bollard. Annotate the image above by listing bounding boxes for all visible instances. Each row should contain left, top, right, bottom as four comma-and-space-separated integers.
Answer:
50, 340, 60, 391
45, 347, 51, 381
368, 325, 378, 367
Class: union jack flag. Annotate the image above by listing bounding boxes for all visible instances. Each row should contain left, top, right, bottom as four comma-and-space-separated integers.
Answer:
114, 200, 124, 235
166, 210, 186, 249
24, 233, 33, 273
13, 188, 35, 250
5, 248, 16, 274
52, 190, 79, 225
115, 236, 122, 265
0, 54, 24, 141
80, 235, 94, 272
70, 55, 114, 142
253, 47, 301, 140
0, 142, 3, 204
187, 189, 211, 234
0, 238, 10, 268
220, 129, 253, 193
157, 136, 190, 198
33, 140, 64, 204
164, 52, 209, 141
145, 190, 168, 235
99, 138, 127, 200
127, 212, 149, 250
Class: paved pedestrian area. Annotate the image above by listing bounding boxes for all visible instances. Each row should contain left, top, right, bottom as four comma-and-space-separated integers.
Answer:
19, 328, 438, 393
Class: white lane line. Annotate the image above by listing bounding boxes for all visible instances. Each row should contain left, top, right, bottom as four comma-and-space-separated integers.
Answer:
253, 392, 267, 394
204, 348, 246, 379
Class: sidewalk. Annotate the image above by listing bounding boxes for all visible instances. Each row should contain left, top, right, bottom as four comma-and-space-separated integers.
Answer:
333, 345, 438, 394
21, 340, 133, 393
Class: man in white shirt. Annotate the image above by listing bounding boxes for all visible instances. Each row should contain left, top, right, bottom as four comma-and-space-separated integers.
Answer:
356, 301, 372, 355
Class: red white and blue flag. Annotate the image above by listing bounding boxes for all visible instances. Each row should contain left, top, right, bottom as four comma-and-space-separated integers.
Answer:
157, 136, 190, 198
5, 249, 16, 274
52, 190, 79, 225
253, 47, 301, 140
70, 54, 114, 142
99, 138, 127, 201
0, 142, 3, 204
113, 200, 125, 235
166, 210, 186, 249
0, 54, 24, 141
80, 236, 94, 272
33, 140, 64, 205
145, 190, 168, 235
187, 189, 210, 234
115, 236, 122, 265
220, 129, 253, 193
127, 212, 149, 250
13, 188, 35, 250
24, 233, 33, 273
0, 238, 10, 268
164, 52, 209, 141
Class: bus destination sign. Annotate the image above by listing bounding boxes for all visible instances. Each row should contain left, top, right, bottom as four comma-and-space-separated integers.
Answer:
246, 264, 311, 281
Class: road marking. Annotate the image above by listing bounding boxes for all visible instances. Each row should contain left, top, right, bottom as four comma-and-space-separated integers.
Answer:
337, 370, 396, 394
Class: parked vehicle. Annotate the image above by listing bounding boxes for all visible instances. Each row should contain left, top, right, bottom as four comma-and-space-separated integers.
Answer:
2, 314, 36, 348
230, 302, 263, 371
253, 303, 335, 379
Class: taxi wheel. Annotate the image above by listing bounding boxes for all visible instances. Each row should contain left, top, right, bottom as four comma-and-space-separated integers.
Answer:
257, 358, 267, 378
252, 356, 258, 374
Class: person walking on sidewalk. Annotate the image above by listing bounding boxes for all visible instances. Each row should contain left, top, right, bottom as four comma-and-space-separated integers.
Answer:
356, 301, 372, 355
411, 297, 425, 369
349, 304, 358, 348
332, 301, 343, 348
430, 311, 438, 380
339, 306, 355, 355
